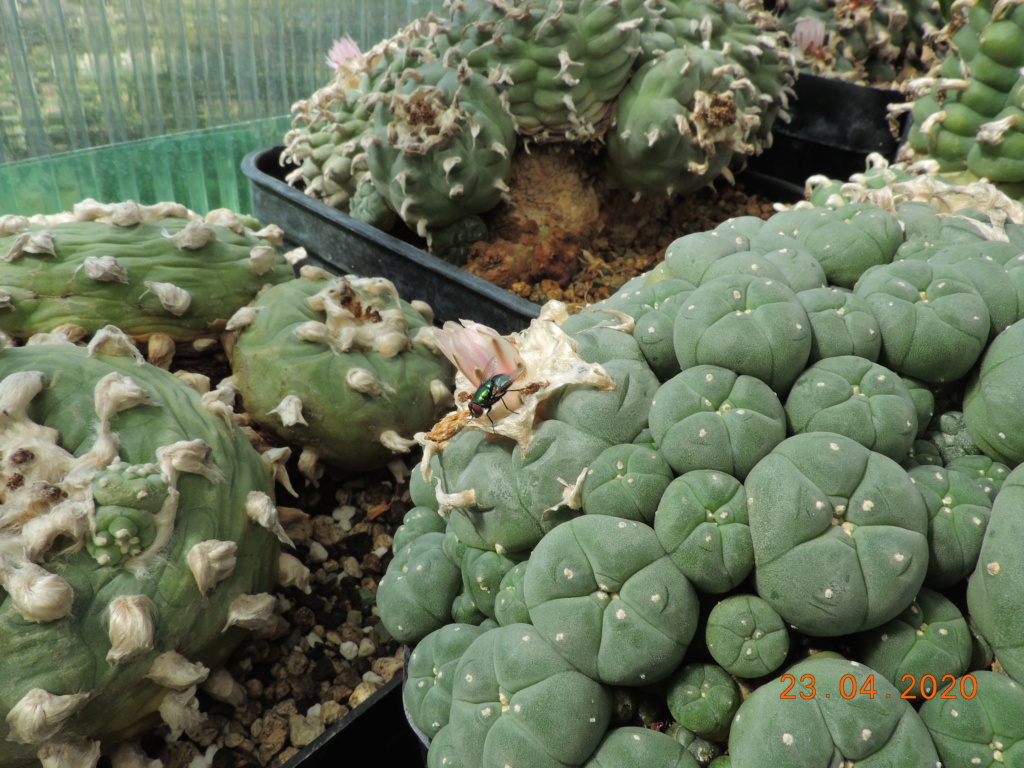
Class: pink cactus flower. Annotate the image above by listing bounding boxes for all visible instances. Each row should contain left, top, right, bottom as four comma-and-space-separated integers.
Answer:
435, 320, 523, 388
793, 17, 827, 57
326, 35, 361, 70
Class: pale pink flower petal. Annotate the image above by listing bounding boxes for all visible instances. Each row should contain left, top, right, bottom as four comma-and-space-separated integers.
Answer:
326, 35, 361, 70
435, 320, 523, 388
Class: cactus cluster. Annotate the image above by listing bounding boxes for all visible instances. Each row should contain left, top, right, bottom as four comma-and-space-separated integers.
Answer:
896, 0, 1024, 201
379, 186, 1024, 766
0, 333, 294, 768
281, 0, 797, 260
775, 0, 944, 83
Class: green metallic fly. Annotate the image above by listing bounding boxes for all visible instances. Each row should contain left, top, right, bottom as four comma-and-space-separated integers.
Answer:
469, 365, 527, 426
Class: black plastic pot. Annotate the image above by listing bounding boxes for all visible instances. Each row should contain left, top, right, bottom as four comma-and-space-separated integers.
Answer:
242, 146, 541, 336
280, 676, 425, 767
242, 147, 805, 337
747, 73, 906, 186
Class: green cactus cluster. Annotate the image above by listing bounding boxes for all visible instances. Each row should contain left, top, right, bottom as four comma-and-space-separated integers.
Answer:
379, 187, 1024, 766
775, 0, 944, 83
281, 0, 797, 260
897, 0, 1024, 201
0, 336, 290, 768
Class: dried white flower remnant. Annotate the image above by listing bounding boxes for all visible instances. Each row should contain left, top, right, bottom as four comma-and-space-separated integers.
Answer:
0, 554, 75, 622
187, 539, 238, 595
81, 255, 129, 283
142, 281, 192, 316
105, 595, 157, 666
6, 688, 91, 744
145, 650, 209, 690
268, 394, 308, 427
245, 490, 294, 546
158, 686, 204, 737
223, 593, 278, 632
249, 245, 277, 275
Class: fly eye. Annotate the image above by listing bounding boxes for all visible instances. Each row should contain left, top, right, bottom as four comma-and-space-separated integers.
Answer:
469, 403, 484, 417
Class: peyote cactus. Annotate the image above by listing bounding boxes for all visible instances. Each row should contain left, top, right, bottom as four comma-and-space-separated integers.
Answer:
225, 267, 454, 475
0, 335, 290, 767
379, 194, 1024, 766
0, 200, 295, 357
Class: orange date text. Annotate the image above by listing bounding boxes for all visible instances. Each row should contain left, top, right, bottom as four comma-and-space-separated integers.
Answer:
778, 673, 977, 700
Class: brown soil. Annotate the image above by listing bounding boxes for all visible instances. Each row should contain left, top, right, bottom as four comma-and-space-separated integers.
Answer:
463, 144, 783, 308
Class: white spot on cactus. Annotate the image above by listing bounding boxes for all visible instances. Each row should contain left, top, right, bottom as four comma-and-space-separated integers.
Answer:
94, 372, 160, 423
782, 733, 794, 745
380, 430, 417, 454
3, 230, 56, 262
146, 650, 210, 690
0, 553, 74, 622
245, 491, 294, 547
564, 568, 574, 579
6, 688, 91, 744
862, 500, 874, 511
87, 325, 146, 365
158, 685, 204, 738
269, 394, 308, 428
201, 668, 247, 709
142, 281, 192, 316
222, 593, 278, 632
187, 540, 238, 595
105, 594, 156, 666
987, 562, 1000, 575
226, 305, 264, 331
345, 368, 392, 397
165, 219, 217, 250
80, 255, 129, 283
37, 735, 102, 768
615, 608, 627, 620
824, 588, 834, 598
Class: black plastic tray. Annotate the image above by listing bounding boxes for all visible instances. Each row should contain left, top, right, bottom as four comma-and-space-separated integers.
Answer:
242, 147, 541, 336
280, 674, 424, 767
242, 147, 805, 337
747, 73, 906, 185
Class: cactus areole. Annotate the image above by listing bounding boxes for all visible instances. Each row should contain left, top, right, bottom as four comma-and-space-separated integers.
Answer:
0, 340, 283, 767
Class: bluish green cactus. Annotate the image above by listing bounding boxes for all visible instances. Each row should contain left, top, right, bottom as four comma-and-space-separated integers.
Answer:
746, 432, 930, 636
705, 594, 790, 678
523, 514, 700, 686
665, 663, 742, 741
653, 470, 754, 594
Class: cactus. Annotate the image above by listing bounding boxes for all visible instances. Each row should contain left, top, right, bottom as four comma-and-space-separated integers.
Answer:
964, 317, 1024, 466
0, 338, 286, 767
728, 656, 942, 766
666, 663, 742, 741
280, 0, 798, 260
0, 200, 294, 348
898, 0, 1024, 200
226, 268, 453, 474
777, 0, 943, 83
584, 726, 701, 768
854, 588, 974, 700
379, 195, 1024, 765
783, 355, 919, 462
746, 432, 930, 636
705, 594, 790, 678
918, 670, 1024, 766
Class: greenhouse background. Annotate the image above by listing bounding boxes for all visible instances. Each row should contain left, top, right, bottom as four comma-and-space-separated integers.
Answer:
0, 0, 445, 215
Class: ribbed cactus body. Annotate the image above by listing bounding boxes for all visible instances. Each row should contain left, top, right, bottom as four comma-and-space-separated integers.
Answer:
0, 342, 282, 767
227, 269, 453, 473
0, 203, 292, 343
